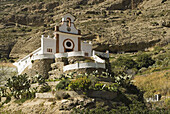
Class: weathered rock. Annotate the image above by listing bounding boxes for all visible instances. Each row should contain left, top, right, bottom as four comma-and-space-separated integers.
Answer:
36, 93, 55, 99
22, 59, 54, 79
0, 0, 169, 59
162, 20, 170, 27
68, 56, 86, 64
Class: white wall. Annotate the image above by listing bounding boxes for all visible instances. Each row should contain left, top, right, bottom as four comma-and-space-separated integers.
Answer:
59, 23, 78, 34
63, 62, 105, 72
59, 34, 79, 53
93, 55, 105, 63
59, 13, 78, 34
93, 50, 109, 58
14, 48, 42, 74
55, 51, 85, 58
81, 42, 92, 57
41, 36, 56, 54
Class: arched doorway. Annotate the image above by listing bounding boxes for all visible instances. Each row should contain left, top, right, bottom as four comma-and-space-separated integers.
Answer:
63, 39, 75, 52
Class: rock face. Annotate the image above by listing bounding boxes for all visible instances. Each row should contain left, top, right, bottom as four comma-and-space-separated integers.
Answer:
48, 62, 64, 79
0, 43, 14, 59
106, 0, 143, 10
93, 39, 161, 53
0, 0, 169, 59
22, 59, 54, 79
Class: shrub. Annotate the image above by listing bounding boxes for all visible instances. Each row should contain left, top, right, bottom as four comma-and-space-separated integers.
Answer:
112, 56, 137, 69
154, 46, 164, 54
31, 60, 34, 63
136, 54, 155, 68
68, 76, 91, 91
93, 83, 119, 92
93, 83, 104, 91
0, 87, 8, 97
5, 74, 31, 99
112, 66, 127, 76
164, 98, 170, 109
115, 74, 133, 87
39, 83, 51, 93
36, 75, 46, 85
56, 79, 70, 90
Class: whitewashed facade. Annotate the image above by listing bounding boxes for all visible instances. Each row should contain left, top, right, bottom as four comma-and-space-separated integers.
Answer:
13, 14, 109, 74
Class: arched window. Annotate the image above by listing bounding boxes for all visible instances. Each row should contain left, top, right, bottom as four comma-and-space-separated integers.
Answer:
66, 18, 71, 27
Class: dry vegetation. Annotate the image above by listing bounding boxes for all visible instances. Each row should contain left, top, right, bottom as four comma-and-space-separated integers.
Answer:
0, 0, 169, 59
134, 70, 170, 98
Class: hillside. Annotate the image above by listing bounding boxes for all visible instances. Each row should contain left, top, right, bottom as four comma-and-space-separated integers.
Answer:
0, 0, 169, 59
0, 44, 170, 113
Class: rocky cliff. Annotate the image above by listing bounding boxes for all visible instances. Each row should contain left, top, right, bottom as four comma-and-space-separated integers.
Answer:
0, 0, 169, 59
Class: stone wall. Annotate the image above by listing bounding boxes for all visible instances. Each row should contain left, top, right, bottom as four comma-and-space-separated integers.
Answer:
68, 56, 86, 64
55, 57, 68, 65
64, 68, 105, 75
22, 59, 54, 79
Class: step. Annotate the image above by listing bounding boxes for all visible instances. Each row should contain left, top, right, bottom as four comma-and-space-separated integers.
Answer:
36, 92, 55, 99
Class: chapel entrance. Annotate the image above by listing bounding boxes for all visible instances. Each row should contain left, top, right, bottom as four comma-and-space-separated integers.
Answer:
65, 49, 73, 52
63, 39, 74, 53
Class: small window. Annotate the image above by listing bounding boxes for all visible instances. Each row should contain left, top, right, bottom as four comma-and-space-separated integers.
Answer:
66, 41, 72, 47
67, 18, 71, 27
85, 52, 88, 56
47, 48, 52, 52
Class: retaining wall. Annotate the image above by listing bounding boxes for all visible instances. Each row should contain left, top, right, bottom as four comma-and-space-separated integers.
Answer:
63, 62, 105, 72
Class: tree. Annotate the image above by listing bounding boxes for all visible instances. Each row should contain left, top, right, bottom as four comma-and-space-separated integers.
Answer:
136, 54, 155, 68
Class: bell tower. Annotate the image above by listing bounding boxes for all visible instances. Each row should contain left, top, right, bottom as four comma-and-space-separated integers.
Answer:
54, 14, 81, 53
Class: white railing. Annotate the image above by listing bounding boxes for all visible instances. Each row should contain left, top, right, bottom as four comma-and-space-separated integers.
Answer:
93, 55, 105, 63
15, 54, 55, 75
32, 54, 55, 60
55, 51, 85, 58
93, 50, 109, 58
18, 48, 41, 62
18, 58, 32, 74
63, 62, 105, 72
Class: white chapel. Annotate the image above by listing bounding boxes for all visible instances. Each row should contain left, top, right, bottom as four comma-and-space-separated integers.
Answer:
14, 14, 109, 76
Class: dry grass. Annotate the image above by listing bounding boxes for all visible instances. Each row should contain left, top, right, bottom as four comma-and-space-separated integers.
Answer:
134, 70, 170, 98
0, 62, 16, 67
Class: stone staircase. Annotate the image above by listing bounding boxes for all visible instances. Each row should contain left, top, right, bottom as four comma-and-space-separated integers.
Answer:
48, 62, 64, 79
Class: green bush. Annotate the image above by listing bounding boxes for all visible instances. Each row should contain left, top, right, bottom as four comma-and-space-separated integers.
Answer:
5, 74, 36, 99
56, 79, 70, 90
0, 87, 8, 97
154, 46, 164, 54
164, 98, 170, 108
112, 66, 127, 76
93, 83, 119, 92
112, 56, 137, 69
36, 75, 46, 85
39, 83, 51, 93
68, 76, 91, 91
136, 54, 155, 68
115, 74, 133, 87
93, 83, 104, 91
